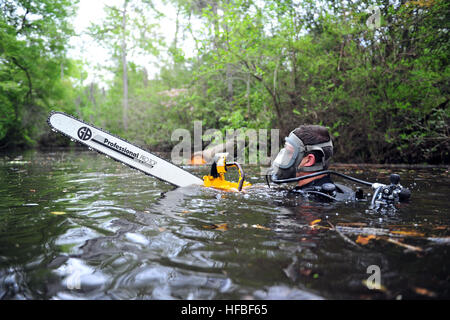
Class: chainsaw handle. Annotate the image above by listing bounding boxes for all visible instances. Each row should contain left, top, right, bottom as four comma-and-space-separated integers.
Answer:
225, 162, 245, 192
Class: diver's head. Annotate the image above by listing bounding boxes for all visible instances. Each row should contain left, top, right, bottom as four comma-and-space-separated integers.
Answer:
270, 125, 333, 184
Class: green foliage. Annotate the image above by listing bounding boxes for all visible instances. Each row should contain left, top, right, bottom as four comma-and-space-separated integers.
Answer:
1, 0, 448, 163
0, 0, 78, 148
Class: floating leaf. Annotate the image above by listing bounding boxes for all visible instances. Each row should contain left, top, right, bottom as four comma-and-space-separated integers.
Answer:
215, 223, 228, 231
252, 224, 271, 231
51, 211, 66, 215
413, 287, 436, 297
356, 234, 376, 245
203, 223, 228, 231
337, 222, 367, 227
390, 230, 425, 237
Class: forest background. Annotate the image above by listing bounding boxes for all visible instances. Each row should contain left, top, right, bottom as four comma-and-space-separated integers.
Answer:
0, 0, 448, 164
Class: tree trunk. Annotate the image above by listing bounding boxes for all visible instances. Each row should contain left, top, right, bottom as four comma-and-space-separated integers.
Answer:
142, 67, 148, 87
226, 63, 233, 102
122, 0, 129, 131
89, 82, 96, 122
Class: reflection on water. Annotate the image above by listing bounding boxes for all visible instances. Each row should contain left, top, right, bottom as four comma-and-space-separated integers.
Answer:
0, 150, 448, 299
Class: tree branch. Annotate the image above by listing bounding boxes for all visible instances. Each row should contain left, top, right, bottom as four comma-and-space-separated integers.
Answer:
11, 57, 33, 102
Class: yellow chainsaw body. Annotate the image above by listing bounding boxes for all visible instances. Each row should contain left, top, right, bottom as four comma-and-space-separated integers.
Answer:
202, 153, 251, 192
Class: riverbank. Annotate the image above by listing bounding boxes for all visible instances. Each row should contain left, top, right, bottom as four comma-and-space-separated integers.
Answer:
1, 146, 449, 169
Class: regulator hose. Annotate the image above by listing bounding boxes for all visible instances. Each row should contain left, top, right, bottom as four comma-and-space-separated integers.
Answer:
268, 170, 374, 187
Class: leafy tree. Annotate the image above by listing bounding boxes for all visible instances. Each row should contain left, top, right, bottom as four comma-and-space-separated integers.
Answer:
87, 0, 162, 133
1, 0, 448, 163
0, 0, 78, 148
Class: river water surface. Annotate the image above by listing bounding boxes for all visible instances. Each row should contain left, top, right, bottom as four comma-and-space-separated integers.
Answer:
0, 150, 448, 299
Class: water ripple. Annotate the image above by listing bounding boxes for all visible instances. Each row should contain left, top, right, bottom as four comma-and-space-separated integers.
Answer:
0, 150, 449, 299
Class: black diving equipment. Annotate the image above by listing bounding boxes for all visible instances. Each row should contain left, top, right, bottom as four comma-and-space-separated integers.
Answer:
266, 170, 411, 207
270, 130, 333, 181
370, 174, 412, 210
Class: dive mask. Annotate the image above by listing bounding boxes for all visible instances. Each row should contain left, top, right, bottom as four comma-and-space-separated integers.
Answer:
269, 131, 333, 182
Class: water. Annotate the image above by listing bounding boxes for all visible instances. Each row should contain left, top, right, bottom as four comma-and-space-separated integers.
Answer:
0, 150, 448, 299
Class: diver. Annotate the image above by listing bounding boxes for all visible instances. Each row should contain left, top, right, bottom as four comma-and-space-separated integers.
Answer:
267, 125, 411, 206
274, 126, 334, 186
202, 124, 410, 208
267, 125, 355, 201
